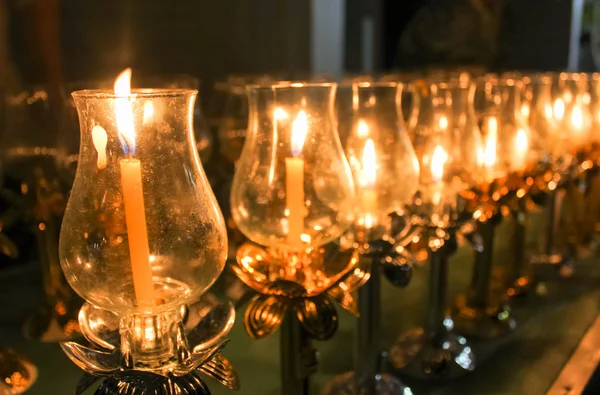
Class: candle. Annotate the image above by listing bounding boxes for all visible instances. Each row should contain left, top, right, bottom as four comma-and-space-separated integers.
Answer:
361, 138, 377, 228
285, 110, 308, 245
115, 69, 155, 308
512, 128, 528, 171
430, 145, 447, 207
554, 98, 565, 121
483, 116, 498, 174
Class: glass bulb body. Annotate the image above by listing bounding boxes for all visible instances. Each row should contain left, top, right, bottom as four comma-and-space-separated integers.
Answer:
339, 82, 419, 239
60, 89, 227, 316
231, 83, 355, 253
412, 80, 481, 224
527, 74, 555, 161
552, 73, 592, 157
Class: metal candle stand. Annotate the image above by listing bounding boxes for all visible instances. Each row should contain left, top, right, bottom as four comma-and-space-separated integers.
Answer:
452, 210, 517, 340
323, 235, 416, 395
60, 297, 239, 395
389, 225, 477, 380
232, 242, 366, 395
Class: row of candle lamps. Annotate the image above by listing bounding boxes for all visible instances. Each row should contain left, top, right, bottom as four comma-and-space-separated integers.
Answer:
3, 69, 597, 395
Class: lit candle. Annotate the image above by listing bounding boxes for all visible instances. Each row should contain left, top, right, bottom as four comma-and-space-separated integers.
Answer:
554, 98, 565, 121
361, 137, 377, 228
430, 145, 447, 207
483, 116, 498, 175
512, 128, 529, 171
286, 110, 308, 245
115, 69, 155, 308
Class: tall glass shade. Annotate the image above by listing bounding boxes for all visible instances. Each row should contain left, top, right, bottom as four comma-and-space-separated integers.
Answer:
230, 82, 355, 254
340, 82, 419, 240
60, 81, 227, 318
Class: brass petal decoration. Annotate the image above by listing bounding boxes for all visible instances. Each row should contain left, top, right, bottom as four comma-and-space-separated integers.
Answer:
197, 353, 240, 390
60, 342, 120, 375
244, 294, 288, 339
326, 288, 358, 316
295, 296, 338, 341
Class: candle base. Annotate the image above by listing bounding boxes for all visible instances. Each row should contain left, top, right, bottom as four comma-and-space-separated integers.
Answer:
451, 298, 516, 340
389, 327, 475, 380
323, 371, 409, 395
61, 296, 239, 395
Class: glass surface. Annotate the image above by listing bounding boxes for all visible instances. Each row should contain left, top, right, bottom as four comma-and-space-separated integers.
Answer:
551, 72, 592, 160
338, 82, 419, 238
231, 82, 355, 252
411, 78, 482, 225
475, 76, 536, 181
60, 85, 227, 315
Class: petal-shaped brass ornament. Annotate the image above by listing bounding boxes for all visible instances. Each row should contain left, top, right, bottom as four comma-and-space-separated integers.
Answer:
296, 296, 338, 341
232, 243, 273, 292
197, 353, 240, 390
244, 294, 287, 339
327, 288, 358, 316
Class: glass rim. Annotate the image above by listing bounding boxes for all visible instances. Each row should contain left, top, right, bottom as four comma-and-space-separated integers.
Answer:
340, 81, 402, 88
71, 88, 198, 99
245, 81, 337, 90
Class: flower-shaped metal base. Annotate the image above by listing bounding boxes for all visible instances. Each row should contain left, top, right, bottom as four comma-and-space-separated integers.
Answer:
233, 242, 366, 340
389, 326, 475, 380
60, 294, 239, 395
0, 349, 37, 395
322, 371, 411, 395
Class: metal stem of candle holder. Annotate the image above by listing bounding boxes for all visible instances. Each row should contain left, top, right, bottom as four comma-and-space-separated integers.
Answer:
280, 310, 316, 395
507, 197, 534, 297
389, 228, 476, 380
452, 213, 516, 340
233, 242, 366, 395
323, 237, 415, 395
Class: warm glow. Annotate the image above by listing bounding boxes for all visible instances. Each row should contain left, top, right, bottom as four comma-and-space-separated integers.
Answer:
521, 103, 530, 118
431, 145, 447, 183
357, 119, 370, 138
362, 138, 376, 188
291, 110, 308, 156
143, 101, 154, 125
516, 129, 528, 154
545, 103, 553, 119
439, 116, 448, 130
553, 98, 565, 121
571, 105, 583, 130
91, 125, 108, 169
483, 117, 497, 170
274, 107, 289, 121
114, 68, 136, 154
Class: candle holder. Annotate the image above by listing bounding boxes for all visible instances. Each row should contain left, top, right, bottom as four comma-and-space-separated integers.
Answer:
324, 81, 420, 395
389, 77, 483, 380
531, 73, 592, 272
58, 70, 237, 395
230, 82, 357, 394
233, 242, 365, 395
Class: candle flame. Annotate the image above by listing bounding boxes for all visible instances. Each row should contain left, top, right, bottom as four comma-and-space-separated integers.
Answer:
521, 103, 530, 118
115, 68, 136, 154
431, 145, 447, 184
363, 138, 376, 188
291, 110, 308, 157
274, 107, 289, 121
483, 117, 497, 170
553, 98, 565, 121
439, 116, 448, 130
357, 119, 369, 138
571, 105, 583, 130
515, 128, 528, 166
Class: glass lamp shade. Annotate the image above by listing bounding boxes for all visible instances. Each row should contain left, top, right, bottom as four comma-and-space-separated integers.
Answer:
526, 74, 555, 162
476, 76, 537, 182
338, 82, 419, 237
230, 82, 355, 253
59, 87, 227, 316
551, 73, 593, 157
411, 79, 482, 224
